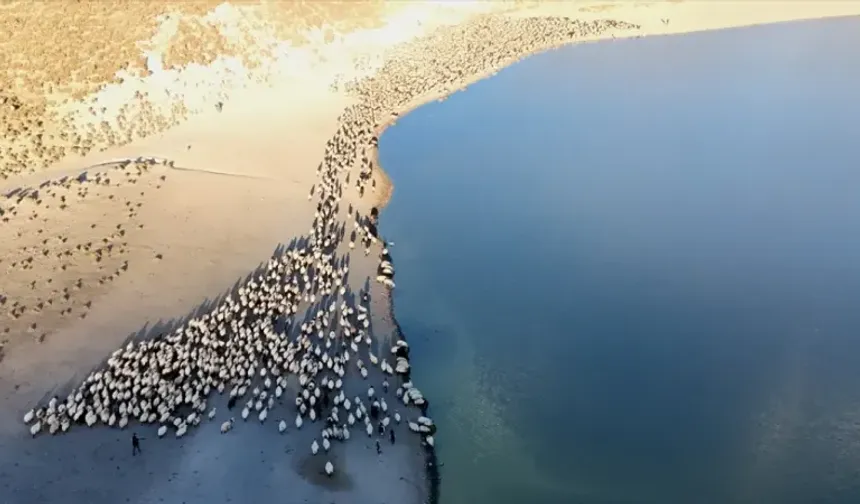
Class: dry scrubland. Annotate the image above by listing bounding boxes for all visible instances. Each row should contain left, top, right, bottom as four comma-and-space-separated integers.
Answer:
1, 2, 859, 504
0, 0, 390, 177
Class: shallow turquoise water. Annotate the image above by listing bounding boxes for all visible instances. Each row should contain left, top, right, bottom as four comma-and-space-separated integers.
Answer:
379, 17, 860, 504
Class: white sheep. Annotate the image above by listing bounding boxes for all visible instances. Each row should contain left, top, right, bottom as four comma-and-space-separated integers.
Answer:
220, 418, 235, 433
325, 460, 334, 476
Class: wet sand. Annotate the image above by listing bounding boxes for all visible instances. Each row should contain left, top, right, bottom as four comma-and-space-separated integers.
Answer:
1, 2, 859, 504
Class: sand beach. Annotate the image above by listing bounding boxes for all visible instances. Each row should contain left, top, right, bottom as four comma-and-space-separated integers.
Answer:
1, 2, 859, 503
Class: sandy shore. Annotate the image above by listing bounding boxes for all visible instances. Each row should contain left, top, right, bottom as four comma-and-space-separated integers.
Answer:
2, 2, 859, 504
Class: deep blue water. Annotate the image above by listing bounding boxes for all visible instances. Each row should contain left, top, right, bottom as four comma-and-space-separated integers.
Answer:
378, 17, 860, 504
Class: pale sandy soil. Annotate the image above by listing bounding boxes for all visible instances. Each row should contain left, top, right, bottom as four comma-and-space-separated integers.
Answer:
1, 1, 858, 504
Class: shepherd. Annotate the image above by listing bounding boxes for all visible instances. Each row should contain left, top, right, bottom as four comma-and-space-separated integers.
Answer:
132, 433, 143, 456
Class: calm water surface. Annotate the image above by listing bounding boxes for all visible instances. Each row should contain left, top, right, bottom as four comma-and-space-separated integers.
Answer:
379, 18, 860, 504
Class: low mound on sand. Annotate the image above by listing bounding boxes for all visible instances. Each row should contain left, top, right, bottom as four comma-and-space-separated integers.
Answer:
1, 2, 859, 504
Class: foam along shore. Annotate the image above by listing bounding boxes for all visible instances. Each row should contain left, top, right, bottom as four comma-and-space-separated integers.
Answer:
3, 2, 860, 504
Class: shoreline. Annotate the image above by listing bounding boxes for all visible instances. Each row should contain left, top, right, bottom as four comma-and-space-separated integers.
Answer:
3, 2, 860, 504
366, 5, 860, 212
365, 11, 646, 207
358, 14, 645, 504
356, 5, 860, 502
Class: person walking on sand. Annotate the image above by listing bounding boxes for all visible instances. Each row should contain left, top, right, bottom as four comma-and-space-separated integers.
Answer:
132, 433, 143, 456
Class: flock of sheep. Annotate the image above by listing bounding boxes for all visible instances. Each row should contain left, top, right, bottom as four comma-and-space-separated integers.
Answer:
20, 213, 436, 474
18, 12, 639, 483
20, 100, 435, 477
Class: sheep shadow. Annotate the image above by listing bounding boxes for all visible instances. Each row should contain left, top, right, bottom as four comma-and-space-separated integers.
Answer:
58, 223, 377, 397
3, 170, 94, 200
295, 450, 355, 491
60, 238, 305, 395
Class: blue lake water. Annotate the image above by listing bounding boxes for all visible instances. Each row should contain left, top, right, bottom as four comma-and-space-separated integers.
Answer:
378, 17, 860, 504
